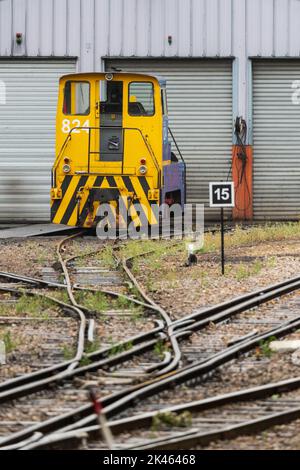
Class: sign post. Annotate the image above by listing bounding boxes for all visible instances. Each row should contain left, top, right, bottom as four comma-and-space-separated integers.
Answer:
209, 182, 235, 275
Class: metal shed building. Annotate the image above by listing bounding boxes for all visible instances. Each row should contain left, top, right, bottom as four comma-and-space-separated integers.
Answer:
0, 0, 300, 222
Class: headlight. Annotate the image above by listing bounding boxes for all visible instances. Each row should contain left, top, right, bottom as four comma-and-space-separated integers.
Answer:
63, 164, 71, 173
139, 165, 148, 175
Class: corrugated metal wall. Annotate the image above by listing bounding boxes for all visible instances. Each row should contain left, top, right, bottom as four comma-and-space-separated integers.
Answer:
253, 60, 300, 220
106, 59, 233, 217
0, 0, 299, 135
0, 59, 76, 222
1, 1, 300, 63
1, 0, 300, 222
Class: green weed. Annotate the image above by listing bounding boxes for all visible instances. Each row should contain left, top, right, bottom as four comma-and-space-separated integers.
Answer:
268, 256, 277, 268
114, 295, 133, 310
62, 344, 75, 360
235, 264, 250, 281
2, 331, 16, 353
258, 337, 277, 358
154, 340, 170, 360
85, 340, 101, 354
204, 223, 300, 253
16, 295, 53, 317
97, 245, 116, 269
52, 290, 70, 304
235, 259, 263, 281
79, 356, 92, 367
0, 302, 15, 316
151, 411, 192, 432
109, 340, 133, 357
252, 260, 263, 275
75, 291, 109, 313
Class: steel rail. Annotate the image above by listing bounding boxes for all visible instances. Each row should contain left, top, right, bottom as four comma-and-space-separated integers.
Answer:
0, 273, 300, 402
130, 407, 300, 450
2, 247, 300, 312
0, 241, 175, 397
0, 239, 181, 398
0, 284, 166, 399
0, 271, 65, 288
31, 317, 300, 446
65, 310, 300, 430
3, 268, 300, 328
0, 269, 156, 311
120, 255, 181, 375
16, 374, 300, 450
1, 236, 300, 448
126, 406, 300, 450
56, 233, 88, 371
172, 273, 300, 329
47, 289, 300, 434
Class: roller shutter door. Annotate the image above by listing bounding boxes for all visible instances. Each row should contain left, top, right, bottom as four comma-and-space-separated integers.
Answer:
253, 61, 300, 220
0, 60, 76, 222
106, 59, 233, 219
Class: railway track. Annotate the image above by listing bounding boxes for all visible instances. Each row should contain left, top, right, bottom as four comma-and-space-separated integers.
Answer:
23, 374, 300, 450
1, 261, 300, 448
0, 234, 182, 445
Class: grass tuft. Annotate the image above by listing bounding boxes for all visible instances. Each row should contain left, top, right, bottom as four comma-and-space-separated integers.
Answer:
16, 295, 53, 318
203, 223, 300, 253
256, 336, 277, 359
1, 331, 16, 353
151, 411, 192, 432
75, 291, 109, 313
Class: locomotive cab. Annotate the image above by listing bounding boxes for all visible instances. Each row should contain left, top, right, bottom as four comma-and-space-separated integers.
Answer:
51, 72, 185, 228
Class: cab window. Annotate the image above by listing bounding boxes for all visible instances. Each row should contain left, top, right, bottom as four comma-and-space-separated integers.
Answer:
161, 89, 168, 115
128, 82, 155, 116
63, 81, 90, 115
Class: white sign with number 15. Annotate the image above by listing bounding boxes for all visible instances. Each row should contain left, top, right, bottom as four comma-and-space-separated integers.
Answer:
209, 182, 235, 208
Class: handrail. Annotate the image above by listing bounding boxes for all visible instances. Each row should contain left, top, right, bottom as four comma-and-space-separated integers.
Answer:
168, 127, 187, 204
143, 133, 161, 185
168, 127, 185, 164
53, 126, 162, 187
53, 132, 73, 172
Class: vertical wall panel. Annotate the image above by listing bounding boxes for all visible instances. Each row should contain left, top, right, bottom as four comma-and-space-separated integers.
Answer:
164, 0, 178, 57
178, 0, 191, 57
122, 0, 137, 57
53, 0, 67, 56
95, 0, 109, 69
191, 0, 206, 56
232, 0, 247, 117
40, 0, 53, 56
135, 0, 150, 57
206, 0, 219, 56
150, 0, 165, 56
12, 0, 26, 55
260, 0, 274, 56
109, 0, 124, 56
274, 0, 289, 56
246, 0, 261, 57
26, 0, 40, 56
81, 0, 95, 71
219, 0, 232, 57
67, 0, 81, 59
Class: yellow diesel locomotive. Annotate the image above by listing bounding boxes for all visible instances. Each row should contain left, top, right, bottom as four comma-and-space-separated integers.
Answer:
51, 72, 185, 228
